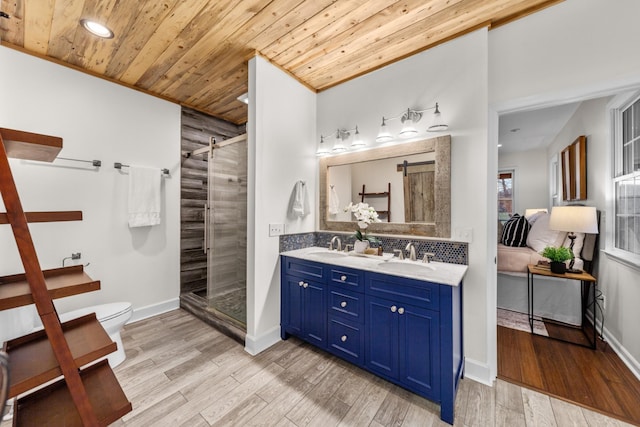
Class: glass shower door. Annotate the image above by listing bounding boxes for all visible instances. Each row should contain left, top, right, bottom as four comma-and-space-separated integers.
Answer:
206, 139, 247, 327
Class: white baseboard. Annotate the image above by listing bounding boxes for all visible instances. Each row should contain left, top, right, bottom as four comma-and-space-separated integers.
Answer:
244, 326, 281, 356
588, 312, 640, 381
464, 357, 494, 386
128, 298, 180, 324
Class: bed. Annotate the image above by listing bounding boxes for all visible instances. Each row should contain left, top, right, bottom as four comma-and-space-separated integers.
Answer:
497, 211, 598, 325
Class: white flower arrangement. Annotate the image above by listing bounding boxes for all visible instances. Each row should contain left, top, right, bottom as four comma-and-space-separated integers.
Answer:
344, 202, 382, 243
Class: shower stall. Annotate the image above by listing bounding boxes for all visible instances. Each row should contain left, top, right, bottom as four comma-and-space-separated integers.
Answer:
204, 135, 248, 328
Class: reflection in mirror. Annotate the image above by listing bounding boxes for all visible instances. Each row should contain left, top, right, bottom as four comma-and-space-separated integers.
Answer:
319, 135, 450, 238
328, 152, 436, 223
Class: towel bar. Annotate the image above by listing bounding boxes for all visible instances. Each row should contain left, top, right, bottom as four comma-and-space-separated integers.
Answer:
114, 162, 169, 175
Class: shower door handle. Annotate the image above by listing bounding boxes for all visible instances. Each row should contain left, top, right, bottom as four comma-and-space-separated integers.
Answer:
203, 203, 209, 254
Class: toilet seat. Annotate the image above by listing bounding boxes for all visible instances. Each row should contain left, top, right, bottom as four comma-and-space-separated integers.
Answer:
60, 302, 132, 323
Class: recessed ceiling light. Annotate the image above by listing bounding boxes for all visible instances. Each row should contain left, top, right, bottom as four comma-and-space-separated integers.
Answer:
237, 93, 249, 104
80, 19, 114, 39
497, 144, 503, 148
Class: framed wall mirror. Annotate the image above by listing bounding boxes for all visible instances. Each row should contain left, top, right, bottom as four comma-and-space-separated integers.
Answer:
561, 135, 587, 201
319, 135, 451, 237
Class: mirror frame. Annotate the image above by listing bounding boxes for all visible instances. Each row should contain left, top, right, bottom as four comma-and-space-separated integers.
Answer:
319, 134, 451, 238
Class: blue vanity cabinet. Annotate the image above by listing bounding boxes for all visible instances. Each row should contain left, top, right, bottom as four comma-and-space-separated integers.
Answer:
327, 266, 365, 365
365, 271, 463, 425
280, 255, 464, 425
280, 257, 327, 348
366, 295, 441, 400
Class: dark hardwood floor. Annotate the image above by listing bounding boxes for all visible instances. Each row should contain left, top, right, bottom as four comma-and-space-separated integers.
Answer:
498, 324, 640, 426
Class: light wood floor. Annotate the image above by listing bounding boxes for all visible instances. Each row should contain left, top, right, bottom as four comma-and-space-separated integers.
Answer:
3, 309, 631, 426
102, 309, 632, 427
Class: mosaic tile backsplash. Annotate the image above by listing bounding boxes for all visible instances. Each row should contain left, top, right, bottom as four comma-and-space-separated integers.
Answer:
280, 231, 468, 265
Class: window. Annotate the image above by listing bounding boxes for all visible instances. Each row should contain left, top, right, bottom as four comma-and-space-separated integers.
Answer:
613, 95, 640, 256
498, 170, 514, 224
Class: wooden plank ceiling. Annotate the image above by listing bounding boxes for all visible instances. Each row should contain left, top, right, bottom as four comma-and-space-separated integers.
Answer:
0, 0, 563, 125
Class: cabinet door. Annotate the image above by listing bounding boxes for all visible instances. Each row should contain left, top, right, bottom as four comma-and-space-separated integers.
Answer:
282, 276, 305, 337
399, 303, 440, 399
302, 280, 326, 347
365, 296, 398, 378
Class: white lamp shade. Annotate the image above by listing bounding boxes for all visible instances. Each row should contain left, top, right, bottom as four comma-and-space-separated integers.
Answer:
399, 119, 418, 138
549, 206, 598, 234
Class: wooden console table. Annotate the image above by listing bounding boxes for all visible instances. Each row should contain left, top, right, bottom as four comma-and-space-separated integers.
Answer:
527, 264, 598, 349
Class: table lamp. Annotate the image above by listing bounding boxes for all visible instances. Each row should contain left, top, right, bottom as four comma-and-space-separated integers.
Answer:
549, 206, 599, 273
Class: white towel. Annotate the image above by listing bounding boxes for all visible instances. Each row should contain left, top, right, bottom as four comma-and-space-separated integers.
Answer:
291, 181, 309, 217
128, 165, 161, 227
329, 186, 340, 215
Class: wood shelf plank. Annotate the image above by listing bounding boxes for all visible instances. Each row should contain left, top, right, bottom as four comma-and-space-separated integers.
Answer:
0, 211, 83, 224
0, 128, 63, 162
14, 359, 132, 427
5, 313, 117, 397
0, 265, 100, 311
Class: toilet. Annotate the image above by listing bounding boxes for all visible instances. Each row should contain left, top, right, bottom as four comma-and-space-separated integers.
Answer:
59, 302, 133, 368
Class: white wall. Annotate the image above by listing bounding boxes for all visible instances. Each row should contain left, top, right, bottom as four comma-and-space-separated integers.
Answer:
498, 149, 549, 214
490, 0, 640, 378
547, 96, 640, 376
246, 56, 316, 354
317, 30, 491, 383
0, 46, 181, 337
490, 0, 640, 109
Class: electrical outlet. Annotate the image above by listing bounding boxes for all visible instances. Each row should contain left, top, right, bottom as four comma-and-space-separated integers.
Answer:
269, 223, 285, 237
601, 294, 606, 311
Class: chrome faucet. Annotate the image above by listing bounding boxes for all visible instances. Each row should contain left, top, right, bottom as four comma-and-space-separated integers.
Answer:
329, 236, 342, 252
405, 242, 417, 261
393, 249, 404, 260
422, 252, 435, 263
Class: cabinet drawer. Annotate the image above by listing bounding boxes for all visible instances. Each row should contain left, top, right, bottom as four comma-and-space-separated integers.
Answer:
365, 272, 439, 311
328, 317, 363, 365
282, 256, 324, 280
329, 288, 364, 324
329, 267, 363, 291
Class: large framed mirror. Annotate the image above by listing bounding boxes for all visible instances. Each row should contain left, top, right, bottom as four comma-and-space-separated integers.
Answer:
319, 134, 451, 237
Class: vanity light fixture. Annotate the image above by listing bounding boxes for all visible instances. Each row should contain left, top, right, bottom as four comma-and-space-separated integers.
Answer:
376, 103, 448, 143
80, 19, 114, 39
316, 135, 330, 156
317, 126, 365, 156
331, 129, 348, 153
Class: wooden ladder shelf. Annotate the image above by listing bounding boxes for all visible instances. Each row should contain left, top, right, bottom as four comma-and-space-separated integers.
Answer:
359, 183, 391, 222
0, 128, 131, 426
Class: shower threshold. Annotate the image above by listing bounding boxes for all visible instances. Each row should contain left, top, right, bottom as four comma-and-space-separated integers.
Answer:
180, 291, 246, 345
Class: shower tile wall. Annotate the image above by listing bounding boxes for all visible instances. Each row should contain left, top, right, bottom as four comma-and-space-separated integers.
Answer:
180, 107, 246, 295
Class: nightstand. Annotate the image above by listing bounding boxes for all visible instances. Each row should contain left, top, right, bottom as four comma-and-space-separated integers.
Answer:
527, 264, 598, 349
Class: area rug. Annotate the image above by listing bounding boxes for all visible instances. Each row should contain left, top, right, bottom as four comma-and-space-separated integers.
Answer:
497, 308, 548, 336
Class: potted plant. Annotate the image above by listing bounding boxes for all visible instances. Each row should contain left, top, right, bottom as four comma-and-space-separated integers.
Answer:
541, 246, 572, 274
344, 202, 382, 253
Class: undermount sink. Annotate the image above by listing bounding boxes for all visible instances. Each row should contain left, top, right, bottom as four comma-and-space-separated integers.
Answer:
376, 260, 436, 276
307, 250, 348, 259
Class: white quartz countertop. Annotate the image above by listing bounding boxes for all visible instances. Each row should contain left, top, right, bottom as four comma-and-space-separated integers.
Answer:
280, 246, 468, 287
